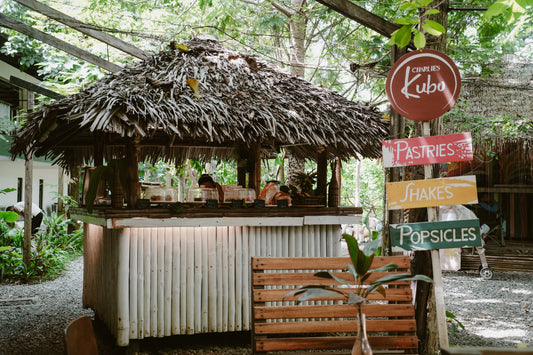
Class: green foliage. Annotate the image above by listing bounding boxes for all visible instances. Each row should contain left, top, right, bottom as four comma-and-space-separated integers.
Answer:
446, 310, 465, 337
341, 158, 384, 219
0, 188, 18, 224
0, 213, 83, 283
0, 114, 18, 143
285, 234, 432, 305
483, 0, 533, 24
389, 0, 445, 49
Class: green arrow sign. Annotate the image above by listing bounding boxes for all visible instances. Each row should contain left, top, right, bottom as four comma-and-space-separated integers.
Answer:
390, 219, 482, 251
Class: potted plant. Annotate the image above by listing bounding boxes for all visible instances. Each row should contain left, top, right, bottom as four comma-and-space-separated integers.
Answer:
286, 233, 433, 355
290, 171, 324, 205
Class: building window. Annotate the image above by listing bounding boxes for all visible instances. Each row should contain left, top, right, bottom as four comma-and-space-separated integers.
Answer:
17, 177, 23, 201
39, 179, 44, 209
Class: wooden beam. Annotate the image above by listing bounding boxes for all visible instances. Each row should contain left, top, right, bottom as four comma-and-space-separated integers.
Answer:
0, 13, 121, 73
315, 0, 400, 38
10, 75, 65, 100
316, 146, 327, 205
13, 0, 148, 60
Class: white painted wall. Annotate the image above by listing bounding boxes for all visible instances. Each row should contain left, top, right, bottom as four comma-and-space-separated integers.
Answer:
0, 156, 68, 215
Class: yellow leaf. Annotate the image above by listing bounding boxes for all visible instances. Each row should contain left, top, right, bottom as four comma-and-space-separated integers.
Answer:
186, 78, 201, 98
176, 44, 188, 52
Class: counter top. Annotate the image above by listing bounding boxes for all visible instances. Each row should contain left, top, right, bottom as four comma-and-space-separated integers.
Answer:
70, 206, 362, 228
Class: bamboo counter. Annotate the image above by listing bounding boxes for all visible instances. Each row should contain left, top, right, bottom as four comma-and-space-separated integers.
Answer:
70, 206, 362, 346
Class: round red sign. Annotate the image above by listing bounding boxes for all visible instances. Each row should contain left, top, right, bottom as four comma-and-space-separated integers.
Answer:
385, 49, 461, 121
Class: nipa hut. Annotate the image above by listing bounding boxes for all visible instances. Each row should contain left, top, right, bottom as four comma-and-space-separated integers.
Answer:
10, 37, 388, 205
10, 38, 389, 346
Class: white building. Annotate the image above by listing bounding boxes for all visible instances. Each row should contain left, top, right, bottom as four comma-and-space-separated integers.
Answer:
0, 45, 67, 215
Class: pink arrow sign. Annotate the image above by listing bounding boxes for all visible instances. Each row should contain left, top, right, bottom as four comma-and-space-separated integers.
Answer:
382, 132, 473, 168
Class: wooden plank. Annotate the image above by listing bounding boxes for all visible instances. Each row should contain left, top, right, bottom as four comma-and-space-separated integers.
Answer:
9, 75, 64, 100
441, 347, 533, 355
254, 303, 415, 320
252, 271, 411, 286
386, 175, 478, 210
251, 255, 419, 354
382, 133, 473, 168
256, 335, 418, 351
254, 319, 417, 334
13, 0, 148, 60
253, 287, 413, 303
390, 219, 482, 251
70, 206, 363, 219
0, 13, 121, 72
252, 256, 411, 270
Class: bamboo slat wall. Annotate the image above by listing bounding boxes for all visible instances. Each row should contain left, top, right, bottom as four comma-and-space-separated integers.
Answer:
83, 223, 341, 346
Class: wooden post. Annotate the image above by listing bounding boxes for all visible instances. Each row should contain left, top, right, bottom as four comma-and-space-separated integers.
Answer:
237, 148, 247, 187
423, 121, 449, 348
22, 89, 34, 267
316, 146, 327, 205
328, 158, 341, 207
57, 167, 65, 215
23, 151, 33, 266
250, 144, 262, 197
126, 138, 140, 208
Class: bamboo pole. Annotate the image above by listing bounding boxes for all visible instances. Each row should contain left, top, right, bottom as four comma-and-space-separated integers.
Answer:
201, 227, 209, 332
129, 228, 138, 339
157, 228, 164, 337
207, 227, 216, 331
116, 228, 130, 346
137, 228, 144, 339
164, 227, 172, 336
171, 227, 180, 334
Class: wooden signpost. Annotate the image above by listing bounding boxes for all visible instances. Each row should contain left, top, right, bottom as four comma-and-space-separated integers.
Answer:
386, 175, 478, 210
385, 49, 465, 349
382, 132, 473, 168
390, 219, 482, 251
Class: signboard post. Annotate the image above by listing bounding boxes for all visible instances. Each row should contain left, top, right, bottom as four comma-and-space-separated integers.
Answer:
385, 49, 464, 349
386, 175, 478, 210
385, 49, 461, 121
390, 219, 482, 251
382, 132, 473, 168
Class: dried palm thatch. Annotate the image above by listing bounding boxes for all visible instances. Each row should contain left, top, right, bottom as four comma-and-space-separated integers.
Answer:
443, 55, 533, 157
10, 38, 388, 170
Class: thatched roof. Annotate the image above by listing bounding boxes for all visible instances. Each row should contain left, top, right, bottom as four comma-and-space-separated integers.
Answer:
10, 38, 388, 170
443, 55, 533, 155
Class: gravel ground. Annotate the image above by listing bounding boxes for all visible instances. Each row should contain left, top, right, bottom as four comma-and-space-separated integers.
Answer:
1, 256, 532, 354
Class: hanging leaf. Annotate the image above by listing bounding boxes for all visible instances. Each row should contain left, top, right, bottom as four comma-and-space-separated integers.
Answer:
416, 0, 434, 6
394, 17, 419, 25
414, 31, 427, 49
424, 9, 440, 16
390, 26, 412, 48
422, 20, 446, 36
186, 78, 201, 98
483, 1, 507, 19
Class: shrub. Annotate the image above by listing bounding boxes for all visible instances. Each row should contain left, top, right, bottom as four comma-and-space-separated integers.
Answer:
0, 212, 83, 283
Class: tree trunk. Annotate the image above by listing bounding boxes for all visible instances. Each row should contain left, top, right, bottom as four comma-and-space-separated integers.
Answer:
282, 0, 308, 188
288, 0, 307, 78
22, 89, 34, 269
